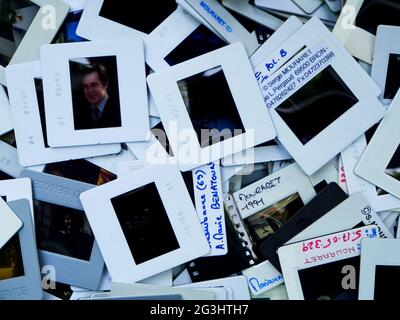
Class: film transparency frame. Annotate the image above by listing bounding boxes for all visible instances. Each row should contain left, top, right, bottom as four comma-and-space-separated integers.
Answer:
95, 282, 215, 300
116, 160, 149, 178
285, 0, 324, 15
0, 0, 70, 86
229, 20, 304, 172
147, 42, 276, 172
257, 183, 348, 270
233, 163, 317, 219
71, 269, 174, 293
254, 17, 385, 175
85, 148, 137, 177
0, 178, 33, 220
356, 91, 400, 200
146, 7, 215, 72
242, 261, 284, 296
222, 0, 284, 33
147, 14, 226, 72
6, 61, 122, 166
178, 275, 251, 300
308, 163, 339, 191
77, 1, 206, 73
342, 135, 400, 212
40, 38, 149, 147
0, 196, 22, 250
249, 15, 303, 85
0, 86, 13, 135
251, 283, 288, 300
221, 164, 245, 194
21, 169, 104, 290
333, 0, 375, 63
70, 270, 174, 297
226, 161, 280, 195
0, 141, 23, 179
131, 114, 262, 172
28, 146, 136, 178
250, 16, 380, 99
278, 225, 379, 300
176, 0, 259, 56
148, 95, 160, 118
80, 164, 210, 283
371, 26, 400, 106
126, 117, 176, 166
254, 0, 338, 25
146, 0, 287, 71
0, 199, 43, 300
221, 142, 291, 167
77, 0, 179, 40
288, 192, 393, 245
359, 239, 400, 300
383, 212, 399, 236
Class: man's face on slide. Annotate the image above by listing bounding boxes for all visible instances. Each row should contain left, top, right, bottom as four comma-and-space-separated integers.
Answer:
83, 71, 108, 106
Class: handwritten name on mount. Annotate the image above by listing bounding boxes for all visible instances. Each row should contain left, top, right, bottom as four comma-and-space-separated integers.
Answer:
194, 162, 226, 255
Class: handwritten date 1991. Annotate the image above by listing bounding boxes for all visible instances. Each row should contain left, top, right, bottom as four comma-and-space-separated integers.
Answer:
241, 198, 265, 212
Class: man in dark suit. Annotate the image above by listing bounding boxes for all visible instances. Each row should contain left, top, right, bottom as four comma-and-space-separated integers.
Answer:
74, 64, 121, 130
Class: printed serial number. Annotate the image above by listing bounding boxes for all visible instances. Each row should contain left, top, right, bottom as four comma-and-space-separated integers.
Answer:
193, 304, 249, 316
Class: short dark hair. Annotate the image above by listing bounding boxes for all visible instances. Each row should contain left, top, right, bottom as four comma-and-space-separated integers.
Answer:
82, 63, 108, 86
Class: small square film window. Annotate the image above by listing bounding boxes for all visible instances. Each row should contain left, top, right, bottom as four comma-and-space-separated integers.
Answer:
99, 0, 176, 34
276, 66, 358, 145
111, 182, 180, 265
177, 66, 245, 148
